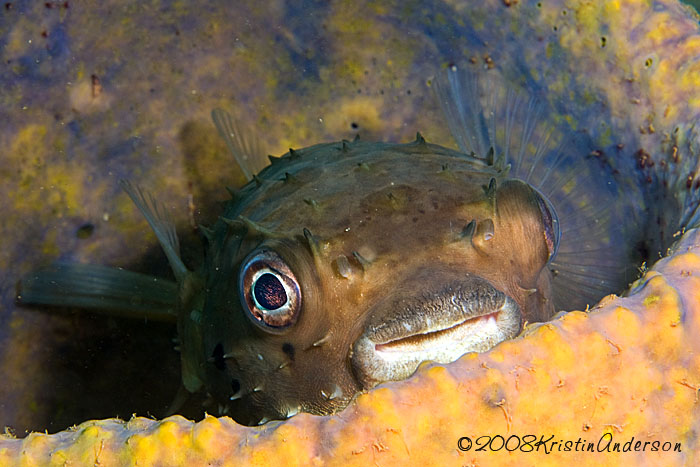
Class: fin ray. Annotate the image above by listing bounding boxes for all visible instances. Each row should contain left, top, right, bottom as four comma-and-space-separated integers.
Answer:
120, 180, 188, 283
435, 65, 644, 311
17, 263, 177, 322
211, 108, 265, 181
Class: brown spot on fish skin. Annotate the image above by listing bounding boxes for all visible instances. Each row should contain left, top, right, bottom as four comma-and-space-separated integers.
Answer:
282, 343, 295, 361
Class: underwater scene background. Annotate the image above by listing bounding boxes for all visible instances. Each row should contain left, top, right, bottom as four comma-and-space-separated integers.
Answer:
1, 0, 700, 463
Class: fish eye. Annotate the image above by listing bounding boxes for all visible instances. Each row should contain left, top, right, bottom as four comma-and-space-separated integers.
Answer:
239, 250, 301, 331
534, 190, 561, 263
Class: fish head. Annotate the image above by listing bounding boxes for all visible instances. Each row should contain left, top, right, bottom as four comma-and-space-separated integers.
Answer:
350, 177, 559, 389
197, 141, 559, 423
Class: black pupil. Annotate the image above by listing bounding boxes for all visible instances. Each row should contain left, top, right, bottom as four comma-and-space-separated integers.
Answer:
254, 273, 287, 310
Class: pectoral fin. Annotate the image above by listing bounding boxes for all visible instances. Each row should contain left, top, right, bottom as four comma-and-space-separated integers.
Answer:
17, 262, 177, 322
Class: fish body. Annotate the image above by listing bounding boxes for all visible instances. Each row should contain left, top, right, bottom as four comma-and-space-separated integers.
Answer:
188, 136, 558, 423
186, 68, 677, 424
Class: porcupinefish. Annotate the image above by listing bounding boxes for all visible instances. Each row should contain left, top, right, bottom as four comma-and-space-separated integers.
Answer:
17, 66, 700, 426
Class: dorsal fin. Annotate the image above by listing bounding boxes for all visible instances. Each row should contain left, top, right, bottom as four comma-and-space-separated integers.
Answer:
120, 180, 189, 283
211, 108, 265, 182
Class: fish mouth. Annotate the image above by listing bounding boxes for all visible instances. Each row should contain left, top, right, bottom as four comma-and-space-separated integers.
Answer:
374, 309, 505, 354
351, 275, 521, 389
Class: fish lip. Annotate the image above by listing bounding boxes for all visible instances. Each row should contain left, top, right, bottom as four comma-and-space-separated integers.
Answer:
351, 277, 521, 389
373, 308, 506, 353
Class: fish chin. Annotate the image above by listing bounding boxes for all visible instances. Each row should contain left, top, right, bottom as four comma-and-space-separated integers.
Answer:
351, 276, 521, 389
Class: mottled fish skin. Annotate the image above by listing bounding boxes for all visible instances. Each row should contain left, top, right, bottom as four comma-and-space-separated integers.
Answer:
180, 136, 562, 424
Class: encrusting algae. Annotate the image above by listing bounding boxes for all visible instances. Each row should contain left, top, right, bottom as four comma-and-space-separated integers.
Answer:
3, 0, 700, 464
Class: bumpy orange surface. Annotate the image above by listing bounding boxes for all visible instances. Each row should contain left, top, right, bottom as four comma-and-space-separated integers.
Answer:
1, 228, 698, 464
